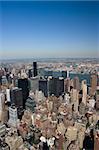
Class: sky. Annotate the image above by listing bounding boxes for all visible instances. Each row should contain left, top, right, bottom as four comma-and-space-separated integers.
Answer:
0, 1, 99, 59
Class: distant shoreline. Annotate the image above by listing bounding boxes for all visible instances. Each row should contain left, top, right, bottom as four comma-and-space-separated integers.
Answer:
0, 57, 99, 63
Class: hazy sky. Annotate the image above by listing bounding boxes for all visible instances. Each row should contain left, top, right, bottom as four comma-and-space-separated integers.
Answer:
0, 1, 99, 59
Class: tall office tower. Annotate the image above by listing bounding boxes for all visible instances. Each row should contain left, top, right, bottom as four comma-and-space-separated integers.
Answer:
90, 74, 97, 96
70, 89, 79, 112
33, 62, 37, 77
64, 78, 71, 93
67, 70, 69, 78
0, 93, 5, 122
39, 79, 48, 97
0, 93, 5, 111
82, 80, 87, 105
6, 89, 11, 103
8, 105, 18, 127
10, 87, 23, 108
73, 76, 80, 91
18, 78, 29, 108
96, 87, 99, 110
28, 69, 32, 78
30, 76, 39, 93
49, 77, 64, 97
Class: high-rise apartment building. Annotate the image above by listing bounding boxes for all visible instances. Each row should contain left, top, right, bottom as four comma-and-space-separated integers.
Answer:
33, 62, 37, 77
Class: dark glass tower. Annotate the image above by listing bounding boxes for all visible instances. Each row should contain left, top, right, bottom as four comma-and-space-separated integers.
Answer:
28, 69, 32, 78
39, 79, 48, 97
33, 62, 37, 77
10, 88, 23, 107
49, 77, 64, 97
18, 78, 29, 108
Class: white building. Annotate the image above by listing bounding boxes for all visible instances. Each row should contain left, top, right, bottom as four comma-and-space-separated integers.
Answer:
0, 92, 5, 111
64, 93, 70, 104
82, 80, 87, 105
70, 89, 79, 112
6, 89, 11, 102
8, 105, 18, 127
35, 90, 45, 102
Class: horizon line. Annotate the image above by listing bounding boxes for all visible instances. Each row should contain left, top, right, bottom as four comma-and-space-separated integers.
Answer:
0, 57, 98, 61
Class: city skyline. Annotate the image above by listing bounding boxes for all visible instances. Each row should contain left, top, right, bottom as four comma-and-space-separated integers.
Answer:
0, 1, 99, 59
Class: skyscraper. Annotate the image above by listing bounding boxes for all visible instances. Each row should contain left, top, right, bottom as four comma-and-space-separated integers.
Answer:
0, 92, 5, 122
28, 69, 32, 78
33, 62, 37, 77
70, 89, 79, 112
90, 74, 97, 96
10, 87, 23, 108
96, 87, 99, 110
8, 105, 18, 127
64, 78, 71, 93
30, 76, 39, 93
39, 79, 48, 97
82, 80, 87, 105
73, 76, 80, 91
6, 89, 11, 106
0, 93, 5, 111
18, 78, 29, 108
49, 77, 64, 97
